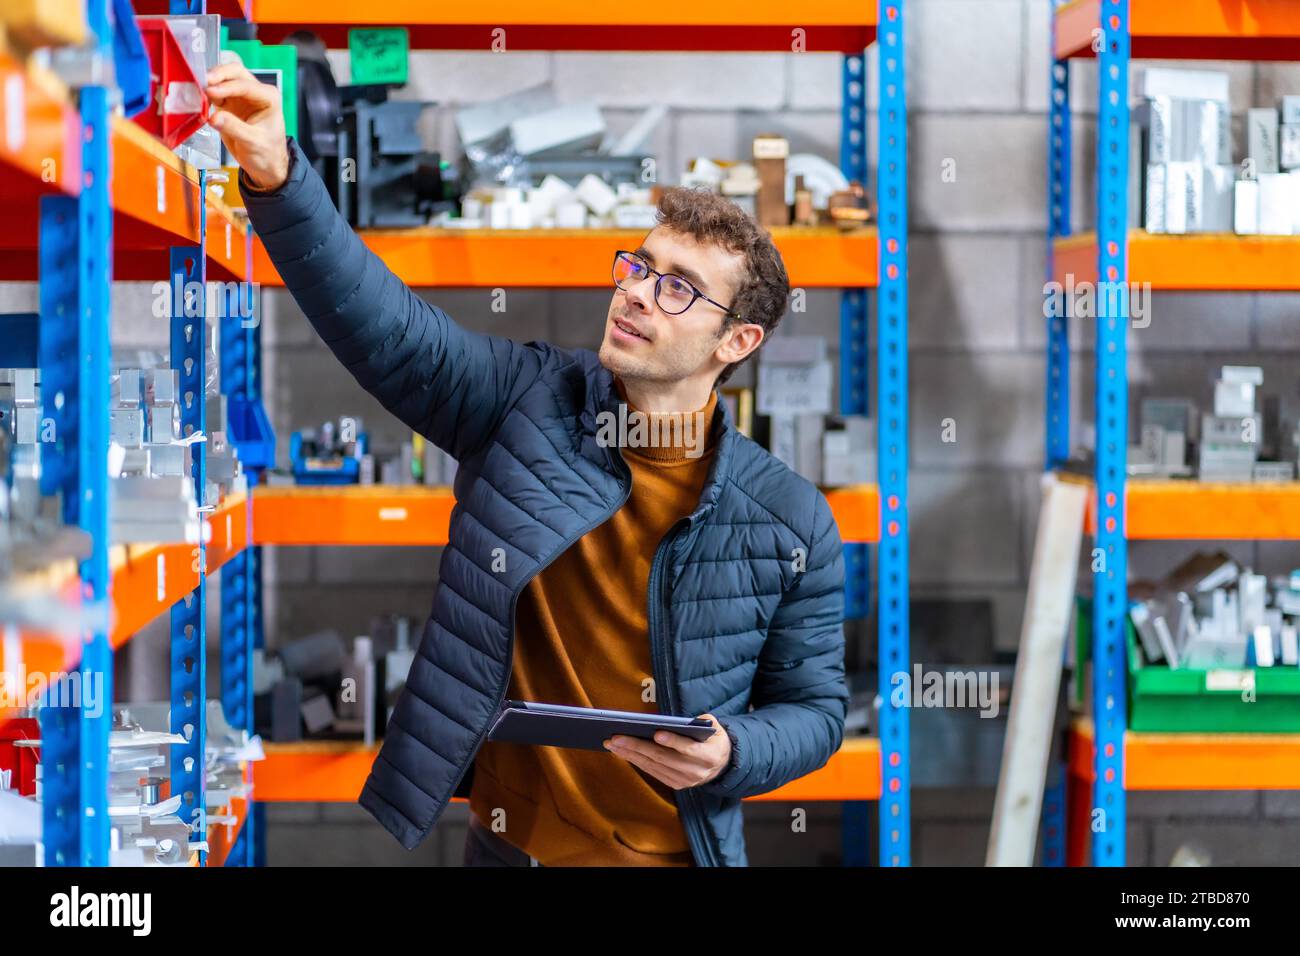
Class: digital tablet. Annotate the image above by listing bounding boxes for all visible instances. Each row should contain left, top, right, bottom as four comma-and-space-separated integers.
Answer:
486, 700, 717, 751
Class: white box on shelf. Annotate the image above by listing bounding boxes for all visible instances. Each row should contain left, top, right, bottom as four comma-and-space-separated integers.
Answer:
1144, 164, 1167, 232
1138, 67, 1229, 104
1258, 173, 1296, 235
1202, 165, 1234, 232
1234, 178, 1260, 234
1282, 124, 1300, 170
1248, 108, 1280, 175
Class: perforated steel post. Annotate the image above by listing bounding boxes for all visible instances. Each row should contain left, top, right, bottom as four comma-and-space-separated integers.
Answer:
1092, 0, 1130, 867
170, 241, 208, 863
1046, 0, 1073, 469
37, 79, 112, 866
876, 0, 910, 868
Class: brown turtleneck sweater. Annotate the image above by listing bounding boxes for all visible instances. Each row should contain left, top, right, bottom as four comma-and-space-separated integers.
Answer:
468, 385, 718, 866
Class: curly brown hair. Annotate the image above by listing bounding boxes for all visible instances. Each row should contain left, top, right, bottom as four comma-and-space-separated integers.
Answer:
653, 186, 790, 386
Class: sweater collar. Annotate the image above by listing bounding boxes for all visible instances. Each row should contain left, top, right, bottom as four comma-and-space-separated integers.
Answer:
584, 364, 736, 518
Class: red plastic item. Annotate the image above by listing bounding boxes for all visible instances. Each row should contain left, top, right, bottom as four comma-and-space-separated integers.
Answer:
0, 718, 41, 797
130, 18, 210, 149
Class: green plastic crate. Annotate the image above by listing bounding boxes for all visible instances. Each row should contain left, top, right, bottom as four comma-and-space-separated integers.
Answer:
1076, 597, 1300, 733
221, 30, 298, 139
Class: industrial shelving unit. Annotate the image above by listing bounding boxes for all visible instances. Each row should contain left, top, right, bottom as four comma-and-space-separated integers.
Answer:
3, 0, 909, 866
0, 0, 266, 865
240, 0, 911, 867
1044, 0, 1300, 867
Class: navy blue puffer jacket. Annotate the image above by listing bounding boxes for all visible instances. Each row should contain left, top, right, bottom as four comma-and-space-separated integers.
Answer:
244, 139, 849, 866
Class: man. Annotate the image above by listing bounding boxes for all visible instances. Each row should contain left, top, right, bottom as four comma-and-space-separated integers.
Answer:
207, 61, 847, 867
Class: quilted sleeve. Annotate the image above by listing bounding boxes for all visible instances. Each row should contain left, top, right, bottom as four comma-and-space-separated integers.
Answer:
695, 491, 849, 799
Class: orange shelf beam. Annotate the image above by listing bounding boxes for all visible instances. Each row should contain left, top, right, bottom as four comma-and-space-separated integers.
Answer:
1056, 0, 1300, 61
1070, 719, 1300, 790
2, 496, 248, 725
253, 484, 880, 546
255, 736, 881, 802
111, 494, 249, 644
1053, 231, 1300, 291
249, 0, 876, 52
253, 485, 458, 547
1081, 479, 1300, 540
207, 794, 249, 867
256, 227, 879, 290
0, 111, 256, 281
0, 52, 80, 197
111, 118, 253, 283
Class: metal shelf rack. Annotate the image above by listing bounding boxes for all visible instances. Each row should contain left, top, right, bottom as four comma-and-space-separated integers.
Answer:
3, 0, 909, 866
0, 0, 267, 865
241, 0, 911, 867
1044, 0, 1300, 867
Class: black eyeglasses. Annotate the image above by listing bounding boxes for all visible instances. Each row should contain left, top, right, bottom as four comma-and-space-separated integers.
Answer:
612, 250, 738, 319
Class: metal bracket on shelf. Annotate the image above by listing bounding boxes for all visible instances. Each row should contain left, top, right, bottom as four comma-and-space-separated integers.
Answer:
876, 0, 910, 868
1093, 0, 1131, 868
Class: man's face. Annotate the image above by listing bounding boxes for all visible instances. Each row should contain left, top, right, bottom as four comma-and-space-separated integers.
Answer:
598, 227, 745, 387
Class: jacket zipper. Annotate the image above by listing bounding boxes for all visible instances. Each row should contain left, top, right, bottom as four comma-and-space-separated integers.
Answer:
648, 519, 720, 868
441, 407, 724, 866
437, 478, 634, 827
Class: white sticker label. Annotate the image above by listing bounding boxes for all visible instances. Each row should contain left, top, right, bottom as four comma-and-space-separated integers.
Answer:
225, 222, 232, 260
156, 553, 167, 603
5, 74, 24, 153
226, 513, 232, 545
1205, 669, 1254, 693
378, 507, 408, 522
156, 165, 166, 214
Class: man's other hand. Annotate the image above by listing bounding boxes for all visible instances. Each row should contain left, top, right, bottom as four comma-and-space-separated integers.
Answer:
603, 714, 731, 790
206, 61, 290, 191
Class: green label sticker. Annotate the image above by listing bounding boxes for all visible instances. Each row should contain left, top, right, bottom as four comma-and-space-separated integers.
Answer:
349, 27, 409, 85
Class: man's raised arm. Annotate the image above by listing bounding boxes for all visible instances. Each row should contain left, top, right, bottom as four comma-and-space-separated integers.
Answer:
207, 62, 540, 458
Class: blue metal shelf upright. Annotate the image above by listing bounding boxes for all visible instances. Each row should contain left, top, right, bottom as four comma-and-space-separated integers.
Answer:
1044, 0, 1130, 868
18, 0, 267, 867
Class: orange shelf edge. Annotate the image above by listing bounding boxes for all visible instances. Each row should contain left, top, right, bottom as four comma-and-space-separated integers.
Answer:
254, 736, 881, 802
253, 484, 880, 546
1070, 719, 1300, 790
0, 52, 80, 196
1056, 0, 1300, 60
111, 494, 249, 644
1053, 232, 1300, 291
207, 793, 249, 867
248, 0, 876, 51
1079, 478, 1300, 540
255, 228, 878, 289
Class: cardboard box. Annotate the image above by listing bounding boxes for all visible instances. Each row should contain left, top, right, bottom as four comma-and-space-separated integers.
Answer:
753, 134, 790, 228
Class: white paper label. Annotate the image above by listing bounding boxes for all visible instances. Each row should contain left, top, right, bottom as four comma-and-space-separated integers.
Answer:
1205, 668, 1254, 693
5, 74, 24, 153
